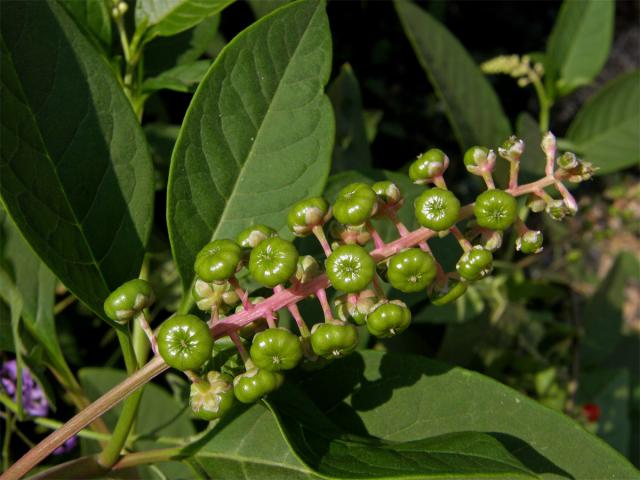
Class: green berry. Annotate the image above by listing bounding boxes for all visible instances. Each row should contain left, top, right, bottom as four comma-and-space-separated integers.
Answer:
456, 246, 493, 281
310, 322, 358, 359
233, 368, 283, 404
192, 279, 239, 312
372, 181, 403, 208
250, 328, 303, 372
366, 300, 411, 338
103, 279, 154, 324
157, 315, 213, 371
333, 183, 377, 225
287, 197, 330, 236
249, 237, 299, 287
516, 230, 544, 254
414, 188, 461, 231
409, 149, 449, 184
473, 189, 517, 231
190, 371, 235, 421
236, 225, 276, 249
386, 248, 437, 293
325, 245, 375, 293
463, 146, 491, 172
429, 277, 468, 306
194, 239, 243, 283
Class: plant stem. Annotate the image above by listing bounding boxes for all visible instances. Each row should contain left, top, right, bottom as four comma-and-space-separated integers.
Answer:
52, 295, 76, 315
1, 357, 168, 480
530, 74, 551, 132
3, 410, 13, 472
96, 329, 143, 468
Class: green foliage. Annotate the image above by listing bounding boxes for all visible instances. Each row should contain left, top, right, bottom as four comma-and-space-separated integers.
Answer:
167, 0, 334, 296
0, 1, 154, 320
395, 0, 511, 150
545, 0, 614, 97
566, 70, 640, 174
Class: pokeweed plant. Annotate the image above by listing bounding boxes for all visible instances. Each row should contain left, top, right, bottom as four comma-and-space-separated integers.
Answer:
0, 0, 638, 479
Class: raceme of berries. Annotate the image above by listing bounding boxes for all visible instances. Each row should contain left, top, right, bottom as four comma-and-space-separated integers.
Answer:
106, 133, 587, 421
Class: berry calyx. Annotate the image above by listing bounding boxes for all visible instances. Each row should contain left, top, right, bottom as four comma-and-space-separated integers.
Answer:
236, 225, 276, 249
192, 279, 239, 312
473, 189, 517, 231
249, 328, 303, 372
287, 197, 331, 236
249, 237, 299, 288
296, 255, 321, 284
103, 279, 154, 324
333, 183, 378, 225
516, 230, 544, 254
157, 315, 213, 371
194, 239, 243, 283
429, 276, 468, 306
325, 244, 375, 293
414, 188, 461, 231
386, 248, 437, 293
463, 146, 495, 174
335, 290, 378, 325
366, 300, 411, 338
190, 371, 235, 421
409, 149, 449, 184
456, 246, 493, 281
233, 367, 283, 404
310, 322, 358, 359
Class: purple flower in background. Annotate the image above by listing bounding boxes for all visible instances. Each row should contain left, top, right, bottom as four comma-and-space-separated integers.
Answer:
53, 435, 78, 456
0, 359, 49, 417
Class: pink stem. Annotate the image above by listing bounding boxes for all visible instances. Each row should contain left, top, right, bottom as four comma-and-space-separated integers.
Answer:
287, 303, 310, 337
433, 175, 447, 190
554, 181, 578, 212
208, 306, 219, 328
229, 330, 250, 365
184, 370, 200, 383
366, 221, 385, 249
509, 161, 520, 190
450, 226, 472, 252
229, 277, 251, 311
312, 225, 333, 257
482, 171, 495, 190
387, 210, 410, 237
137, 312, 157, 355
265, 311, 277, 329
315, 288, 334, 321
347, 293, 359, 305
372, 274, 385, 298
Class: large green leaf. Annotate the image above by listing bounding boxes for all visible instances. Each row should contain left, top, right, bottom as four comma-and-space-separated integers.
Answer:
136, 0, 235, 40
59, 0, 112, 51
566, 70, 640, 174
395, 0, 511, 151
187, 403, 320, 479
545, 0, 614, 97
142, 60, 211, 94
80, 368, 196, 478
297, 351, 638, 479
267, 385, 536, 479
0, 2, 154, 321
328, 64, 372, 173
0, 212, 66, 375
167, 0, 334, 296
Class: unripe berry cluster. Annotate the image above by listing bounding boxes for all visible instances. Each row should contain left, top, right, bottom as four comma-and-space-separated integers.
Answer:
103, 133, 589, 421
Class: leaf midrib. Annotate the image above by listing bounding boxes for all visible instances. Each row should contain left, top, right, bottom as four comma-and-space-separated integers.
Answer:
1, 17, 111, 299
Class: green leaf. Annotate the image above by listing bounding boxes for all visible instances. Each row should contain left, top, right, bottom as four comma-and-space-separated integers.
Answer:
167, 0, 334, 297
395, 0, 511, 151
545, 0, 614, 96
136, 0, 235, 41
268, 384, 536, 479
59, 0, 112, 50
0, 2, 154, 320
0, 212, 67, 375
566, 70, 640, 174
0, 300, 13, 352
297, 351, 638, 478
187, 403, 320, 479
515, 112, 546, 183
144, 15, 224, 78
80, 368, 195, 478
248, 0, 292, 18
328, 64, 372, 173
142, 60, 211, 94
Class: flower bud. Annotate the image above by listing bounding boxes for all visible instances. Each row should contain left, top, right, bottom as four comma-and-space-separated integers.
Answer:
557, 152, 578, 170
526, 195, 547, 213
498, 136, 524, 162
546, 199, 570, 221
463, 146, 495, 175
516, 230, 544, 254
372, 181, 403, 208
409, 149, 450, 184
192, 279, 239, 312
335, 290, 378, 325
295, 255, 321, 284
190, 371, 235, 421
482, 229, 503, 252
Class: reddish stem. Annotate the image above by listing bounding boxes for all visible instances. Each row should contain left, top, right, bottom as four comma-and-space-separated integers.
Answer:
366, 221, 385, 249
450, 226, 472, 252
229, 277, 251, 311
315, 288, 334, 322
228, 330, 250, 365
312, 225, 333, 257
